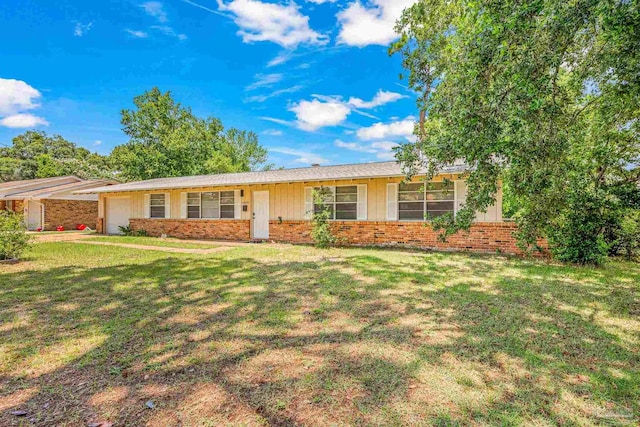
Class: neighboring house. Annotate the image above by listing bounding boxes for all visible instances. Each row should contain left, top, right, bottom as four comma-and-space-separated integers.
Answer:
78, 161, 519, 253
0, 176, 116, 231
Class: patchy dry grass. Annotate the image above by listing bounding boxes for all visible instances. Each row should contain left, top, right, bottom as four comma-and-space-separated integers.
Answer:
0, 242, 638, 426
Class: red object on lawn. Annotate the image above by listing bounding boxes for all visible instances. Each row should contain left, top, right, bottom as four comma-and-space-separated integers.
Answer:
76, 224, 87, 231
36, 227, 42, 232
56, 225, 64, 232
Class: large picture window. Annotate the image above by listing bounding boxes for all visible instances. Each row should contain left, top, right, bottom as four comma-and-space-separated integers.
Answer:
150, 194, 166, 218
313, 186, 358, 220
187, 191, 235, 219
398, 181, 454, 220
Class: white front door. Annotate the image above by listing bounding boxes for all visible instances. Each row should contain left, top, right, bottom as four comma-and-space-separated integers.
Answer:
253, 191, 269, 239
106, 197, 131, 234
26, 200, 42, 230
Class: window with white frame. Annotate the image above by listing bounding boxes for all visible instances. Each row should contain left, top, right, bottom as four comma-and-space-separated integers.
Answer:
150, 194, 166, 218
313, 185, 358, 220
187, 191, 235, 219
398, 181, 455, 220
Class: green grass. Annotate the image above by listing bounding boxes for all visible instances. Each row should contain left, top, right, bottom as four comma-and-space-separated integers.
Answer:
84, 235, 220, 249
0, 243, 638, 426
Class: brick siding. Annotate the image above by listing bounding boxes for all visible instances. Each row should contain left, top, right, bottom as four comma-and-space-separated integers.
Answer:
269, 220, 536, 255
42, 199, 98, 231
125, 217, 540, 255
130, 218, 251, 241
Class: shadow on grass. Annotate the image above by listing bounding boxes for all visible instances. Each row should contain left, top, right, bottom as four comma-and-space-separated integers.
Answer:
0, 245, 638, 426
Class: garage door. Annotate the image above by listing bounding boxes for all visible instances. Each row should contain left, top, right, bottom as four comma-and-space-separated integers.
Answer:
106, 197, 130, 234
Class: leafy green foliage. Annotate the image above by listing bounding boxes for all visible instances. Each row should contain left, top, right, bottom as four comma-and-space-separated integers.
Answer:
392, 0, 639, 264
0, 131, 113, 181
310, 187, 337, 249
111, 88, 269, 181
0, 211, 31, 260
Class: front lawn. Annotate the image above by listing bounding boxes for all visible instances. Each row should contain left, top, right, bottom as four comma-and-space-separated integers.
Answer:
1, 243, 638, 426
84, 235, 220, 250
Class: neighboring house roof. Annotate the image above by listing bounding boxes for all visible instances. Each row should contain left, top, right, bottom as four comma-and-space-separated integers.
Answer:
0, 176, 117, 201
78, 161, 468, 194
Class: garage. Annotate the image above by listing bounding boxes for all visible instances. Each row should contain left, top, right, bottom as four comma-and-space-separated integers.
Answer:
105, 197, 130, 234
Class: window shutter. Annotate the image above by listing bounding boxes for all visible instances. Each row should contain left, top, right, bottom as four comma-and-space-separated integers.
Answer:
164, 193, 171, 219
454, 181, 466, 215
144, 194, 151, 218
234, 189, 242, 219
386, 183, 398, 221
304, 187, 313, 219
357, 184, 367, 220
180, 192, 187, 219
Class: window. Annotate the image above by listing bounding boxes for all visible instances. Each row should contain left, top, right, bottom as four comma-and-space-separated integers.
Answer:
186, 191, 235, 219
398, 181, 454, 220
313, 186, 358, 220
150, 194, 166, 218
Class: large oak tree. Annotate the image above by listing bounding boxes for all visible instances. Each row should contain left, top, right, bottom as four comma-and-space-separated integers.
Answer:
392, 0, 639, 263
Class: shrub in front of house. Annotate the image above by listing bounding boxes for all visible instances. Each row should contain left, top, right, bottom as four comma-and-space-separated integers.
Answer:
310, 187, 338, 249
0, 211, 31, 261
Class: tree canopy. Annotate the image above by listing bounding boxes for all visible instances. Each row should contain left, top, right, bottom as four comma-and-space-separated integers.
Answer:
0, 131, 113, 182
392, 0, 639, 263
110, 88, 269, 181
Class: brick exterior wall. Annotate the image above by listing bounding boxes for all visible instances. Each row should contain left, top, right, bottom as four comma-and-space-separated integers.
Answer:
129, 218, 251, 241
269, 220, 532, 255
0, 201, 5, 210
42, 199, 98, 231
125, 218, 536, 255
13, 200, 24, 213
96, 217, 104, 234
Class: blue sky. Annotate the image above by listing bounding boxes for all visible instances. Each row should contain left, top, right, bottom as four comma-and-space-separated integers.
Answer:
0, 0, 418, 168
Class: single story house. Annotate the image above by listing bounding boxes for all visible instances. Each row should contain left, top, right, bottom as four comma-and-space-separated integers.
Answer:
0, 176, 116, 231
78, 161, 521, 253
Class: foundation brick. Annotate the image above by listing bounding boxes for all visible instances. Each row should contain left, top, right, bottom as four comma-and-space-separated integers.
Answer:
130, 218, 251, 241
269, 220, 544, 255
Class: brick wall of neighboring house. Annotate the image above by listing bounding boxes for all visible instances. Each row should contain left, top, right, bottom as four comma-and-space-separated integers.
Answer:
42, 199, 98, 231
13, 200, 24, 213
269, 220, 535, 255
0, 201, 5, 210
129, 218, 252, 241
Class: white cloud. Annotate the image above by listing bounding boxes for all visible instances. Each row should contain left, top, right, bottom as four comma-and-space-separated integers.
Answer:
337, 0, 416, 47
0, 78, 42, 116
0, 113, 49, 128
151, 25, 187, 40
216, 0, 328, 48
0, 78, 49, 128
334, 139, 399, 160
334, 140, 376, 153
260, 116, 294, 127
356, 117, 415, 141
290, 89, 406, 131
348, 90, 406, 109
245, 85, 303, 103
267, 52, 291, 67
263, 129, 283, 136
246, 73, 283, 91
94, 140, 103, 146
141, 1, 168, 22
290, 98, 351, 131
73, 21, 93, 37
306, 0, 337, 3
270, 147, 328, 164
125, 29, 149, 38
